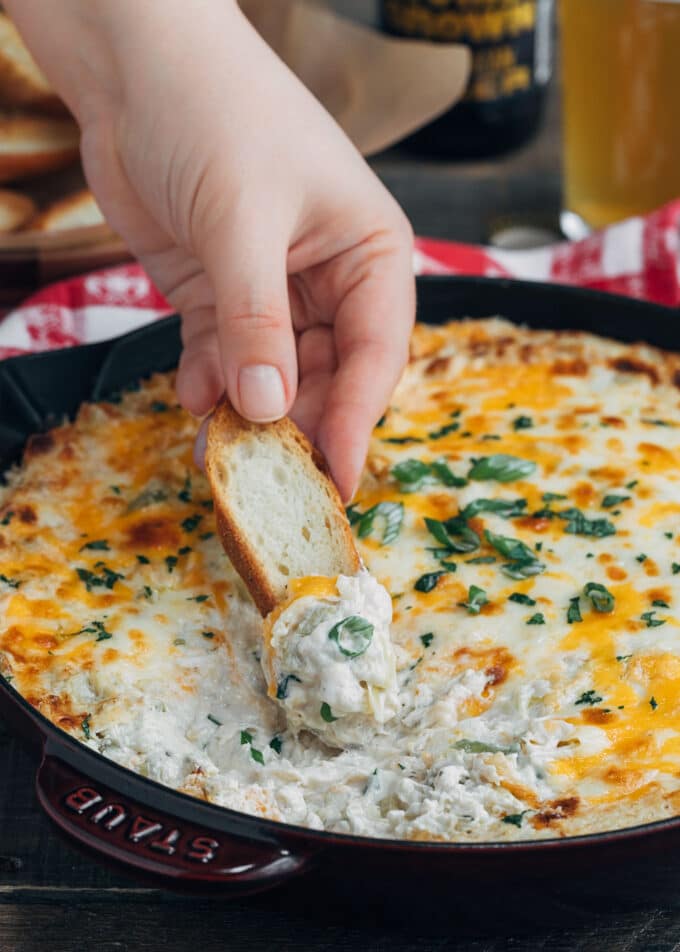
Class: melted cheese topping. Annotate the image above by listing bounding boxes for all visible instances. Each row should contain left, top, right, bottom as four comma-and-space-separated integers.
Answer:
2, 319, 680, 842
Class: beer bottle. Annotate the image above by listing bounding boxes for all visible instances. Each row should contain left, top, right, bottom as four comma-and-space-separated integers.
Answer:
381, 0, 553, 158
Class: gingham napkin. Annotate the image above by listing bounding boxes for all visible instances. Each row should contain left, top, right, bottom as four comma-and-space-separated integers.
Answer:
1, 199, 678, 361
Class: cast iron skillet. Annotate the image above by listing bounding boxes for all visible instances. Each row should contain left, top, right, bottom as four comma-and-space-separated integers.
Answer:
1, 276, 680, 897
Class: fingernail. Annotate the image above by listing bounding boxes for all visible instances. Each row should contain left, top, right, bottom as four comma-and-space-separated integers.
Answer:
238, 364, 286, 422
193, 417, 210, 471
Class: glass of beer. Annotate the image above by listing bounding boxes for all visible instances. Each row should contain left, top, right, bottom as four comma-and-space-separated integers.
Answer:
560, 0, 680, 236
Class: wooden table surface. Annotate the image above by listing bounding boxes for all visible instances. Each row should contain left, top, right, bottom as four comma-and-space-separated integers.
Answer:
3, 61, 680, 952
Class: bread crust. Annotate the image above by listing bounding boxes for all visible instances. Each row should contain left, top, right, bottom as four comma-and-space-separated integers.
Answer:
26, 188, 103, 232
0, 13, 66, 115
0, 114, 79, 184
206, 398, 360, 616
0, 187, 36, 232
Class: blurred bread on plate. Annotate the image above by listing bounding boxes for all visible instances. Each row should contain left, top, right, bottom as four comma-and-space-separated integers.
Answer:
0, 113, 80, 183
0, 12, 66, 114
0, 187, 36, 232
26, 188, 103, 232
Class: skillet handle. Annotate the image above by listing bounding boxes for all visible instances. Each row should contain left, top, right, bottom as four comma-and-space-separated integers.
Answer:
35, 752, 313, 895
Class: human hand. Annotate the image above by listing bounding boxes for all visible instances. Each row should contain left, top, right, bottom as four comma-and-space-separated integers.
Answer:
8, 0, 415, 500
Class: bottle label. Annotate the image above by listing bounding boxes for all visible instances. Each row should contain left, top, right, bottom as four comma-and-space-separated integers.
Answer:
382, 1, 551, 104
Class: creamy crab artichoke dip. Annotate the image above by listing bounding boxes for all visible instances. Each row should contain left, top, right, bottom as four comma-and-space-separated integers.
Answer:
262, 571, 399, 746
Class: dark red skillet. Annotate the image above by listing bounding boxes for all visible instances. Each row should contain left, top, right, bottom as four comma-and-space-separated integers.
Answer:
1, 276, 680, 896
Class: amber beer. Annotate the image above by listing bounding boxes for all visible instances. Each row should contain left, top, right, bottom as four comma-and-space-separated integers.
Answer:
561, 0, 680, 233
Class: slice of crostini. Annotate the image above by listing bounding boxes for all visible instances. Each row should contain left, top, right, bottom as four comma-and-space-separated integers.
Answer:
205, 398, 360, 617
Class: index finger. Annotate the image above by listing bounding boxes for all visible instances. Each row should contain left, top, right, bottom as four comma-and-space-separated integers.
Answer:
316, 232, 415, 502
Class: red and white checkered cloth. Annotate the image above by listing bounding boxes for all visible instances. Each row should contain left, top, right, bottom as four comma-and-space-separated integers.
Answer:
2, 200, 679, 360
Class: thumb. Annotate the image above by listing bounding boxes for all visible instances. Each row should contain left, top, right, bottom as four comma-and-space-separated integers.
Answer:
202, 224, 297, 422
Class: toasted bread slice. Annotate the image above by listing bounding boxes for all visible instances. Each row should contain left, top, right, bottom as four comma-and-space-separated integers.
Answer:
26, 188, 103, 232
0, 13, 65, 114
0, 113, 79, 183
0, 188, 36, 232
206, 399, 361, 616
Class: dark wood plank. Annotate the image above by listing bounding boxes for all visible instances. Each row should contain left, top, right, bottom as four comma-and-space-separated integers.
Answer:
2, 898, 680, 952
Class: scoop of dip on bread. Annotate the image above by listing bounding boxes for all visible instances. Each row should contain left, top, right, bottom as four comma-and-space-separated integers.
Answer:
205, 399, 399, 747
262, 570, 398, 746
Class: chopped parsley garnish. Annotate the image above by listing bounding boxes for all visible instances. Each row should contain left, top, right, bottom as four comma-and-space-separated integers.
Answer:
276, 674, 301, 699
165, 555, 178, 573
0, 574, 20, 589
269, 736, 283, 755
109, 486, 121, 496
250, 747, 265, 765
584, 582, 615, 613
673, 563, 680, 575
187, 594, 209, 603
575, 690, 603, 706
199, 531, 215, 541
512, 416, 533, 430
428, 421, 460, 439
636, 554, 648, 563
453, 739, 517, 755
425, 515, 479, 555
81, 716, 91, 740
641, 611, 666, 628
151, 401, 169, 412
653, 599, 670, 609
509, 593, 536, 606
240, 730, 253, 744
79, 619, 113, 642
76, 564, 124, 592
143, 585, 153, 599
558, 508, 616, 538
320, 702, 338, 723
200, 499, 214, 511
178, 475, 192, 503
351, 501, 404, 545
526, 613, 545, 625
80, 539, 109, 552
391, 458, 466, 492
567, 597, 583, 624
542, 492, 567, 502
650, 697, 658, 711
626, 480, 639, 490
328, 616, 374, 659
601, 495, 630, 509
414, 571, 448, 593
641, 418, 674, 427
460, 497, 527, 519
484, 529, 545, 580
181, 514, 203, 533
665, 532, 673, 540
136, 554, 150, 565
429, 459, 467, 488
458, 584, 488, 615
481, 434, 501, 441
202, 630, 215, 639
126, 487, 168, 512
420, 633, 434, 648
207, 714, 222, 727
465, 556, 497, 565
502, 812, 528, 828
616, 654, 632, 662
173, 638, 186, 646
0, 510, 14, 525
381, 435, 424, 445
468, 454, 536, 483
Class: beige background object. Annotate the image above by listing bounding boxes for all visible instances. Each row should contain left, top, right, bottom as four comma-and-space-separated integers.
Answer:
240, 0, 470, 157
